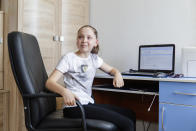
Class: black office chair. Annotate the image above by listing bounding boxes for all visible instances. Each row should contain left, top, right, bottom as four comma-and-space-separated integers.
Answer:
7, 31, 119, 131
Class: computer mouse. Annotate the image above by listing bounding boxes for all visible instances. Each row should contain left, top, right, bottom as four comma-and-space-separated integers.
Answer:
154, 72, 167, 78
172, 74, 184, 78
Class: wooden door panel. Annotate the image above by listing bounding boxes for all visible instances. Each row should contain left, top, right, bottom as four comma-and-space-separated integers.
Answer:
61, 0, 89, 55
0, 93, 3, 131
22, 0, 61, 75
0, 12, 3, 90
0, 92, 9, 131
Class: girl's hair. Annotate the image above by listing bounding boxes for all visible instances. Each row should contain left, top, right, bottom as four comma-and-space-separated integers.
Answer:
77, 25, 99, 54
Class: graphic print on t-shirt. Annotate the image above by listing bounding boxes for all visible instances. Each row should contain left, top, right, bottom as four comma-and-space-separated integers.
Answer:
81, 64, 88, 73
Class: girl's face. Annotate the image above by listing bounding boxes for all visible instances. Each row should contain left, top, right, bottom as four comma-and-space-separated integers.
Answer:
77, 27, 98, 54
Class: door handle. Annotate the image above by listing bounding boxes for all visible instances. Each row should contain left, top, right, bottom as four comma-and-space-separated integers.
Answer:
162, 107, 165, 130
174, 91, 196, 96
59, 36, 64, 42
0, 37, 3, 44
53, 36, 59, 41
53, 36, 64, 42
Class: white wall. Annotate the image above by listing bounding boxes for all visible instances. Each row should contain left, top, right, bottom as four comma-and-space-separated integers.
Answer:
90, 0, 196, 73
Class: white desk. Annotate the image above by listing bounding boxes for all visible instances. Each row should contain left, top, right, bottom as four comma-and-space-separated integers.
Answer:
93, 73, 196, 96
95, 73, 196, 82
93, 73, 196, 131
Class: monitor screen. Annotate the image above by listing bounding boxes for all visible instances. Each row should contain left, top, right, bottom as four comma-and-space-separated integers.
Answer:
139, 44, 175, 73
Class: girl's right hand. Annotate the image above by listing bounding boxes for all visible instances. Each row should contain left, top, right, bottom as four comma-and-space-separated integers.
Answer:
62, 89, 79, 106
46, 70, 79, 106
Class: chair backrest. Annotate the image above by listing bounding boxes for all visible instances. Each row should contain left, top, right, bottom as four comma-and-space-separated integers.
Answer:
8, 32, 56, 127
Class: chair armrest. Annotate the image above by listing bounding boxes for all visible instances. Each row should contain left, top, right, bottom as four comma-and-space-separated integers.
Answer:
23, 92, 87, 131
22, 92, 61, 98
76, 100, 87, 131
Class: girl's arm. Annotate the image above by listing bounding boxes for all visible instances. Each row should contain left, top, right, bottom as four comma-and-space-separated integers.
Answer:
45, 69, 78, 106
99, 62, 124, 88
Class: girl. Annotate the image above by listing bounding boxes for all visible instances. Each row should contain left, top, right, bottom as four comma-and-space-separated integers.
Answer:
46, 25, 135, 131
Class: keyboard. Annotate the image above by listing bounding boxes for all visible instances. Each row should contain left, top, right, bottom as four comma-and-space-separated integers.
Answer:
121, 71, 155, 77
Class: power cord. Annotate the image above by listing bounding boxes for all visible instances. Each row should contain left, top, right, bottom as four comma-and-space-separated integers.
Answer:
142, 94, 156, 131
148, 94, 157, 112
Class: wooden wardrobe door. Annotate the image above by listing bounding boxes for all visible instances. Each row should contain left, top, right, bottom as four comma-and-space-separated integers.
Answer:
22, 0, 61, 75
0, 11, 8, 131
55, 0, 90, 109
0, 11, 3, 90
61, 0, 89, 55
1, 0, 90, 130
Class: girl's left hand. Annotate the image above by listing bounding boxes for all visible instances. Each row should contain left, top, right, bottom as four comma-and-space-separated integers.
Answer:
113, 73, 124, 88
99, 62, 124, 88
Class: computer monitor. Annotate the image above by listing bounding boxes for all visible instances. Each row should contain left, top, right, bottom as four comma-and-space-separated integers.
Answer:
139, 44, 175, 73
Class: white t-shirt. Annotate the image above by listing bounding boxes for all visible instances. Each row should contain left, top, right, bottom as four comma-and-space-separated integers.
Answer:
56, 52, 103, 107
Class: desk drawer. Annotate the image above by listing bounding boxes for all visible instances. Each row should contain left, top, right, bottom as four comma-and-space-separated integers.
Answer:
159, 82, 196, 106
